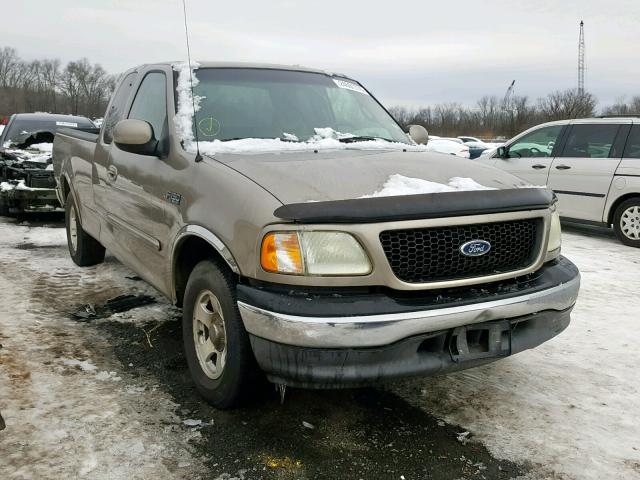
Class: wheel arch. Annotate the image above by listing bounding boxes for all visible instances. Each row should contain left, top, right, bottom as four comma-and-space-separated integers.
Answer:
607, 192, 640, 225
171, 225, 241, 307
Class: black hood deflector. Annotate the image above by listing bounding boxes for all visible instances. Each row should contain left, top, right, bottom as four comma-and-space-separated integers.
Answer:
274, 188, 555, 224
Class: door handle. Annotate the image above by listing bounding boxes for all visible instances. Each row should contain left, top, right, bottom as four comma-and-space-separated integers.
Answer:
106, 165, 118, 181
532, 164, 547, 169
555, 164, 571, 170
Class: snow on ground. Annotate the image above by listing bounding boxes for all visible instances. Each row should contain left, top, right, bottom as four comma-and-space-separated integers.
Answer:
0, 220, 208, 479
0, 125, 4, 135
391, 226, 640, 480
361, 174, 494, 198
1, 216, 638, 479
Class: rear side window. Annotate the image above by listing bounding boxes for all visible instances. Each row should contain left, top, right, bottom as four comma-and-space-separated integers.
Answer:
623, 125, 640, 158
559, 124, 619, 158
128, 72, 167, 140
103, 72, 137, 143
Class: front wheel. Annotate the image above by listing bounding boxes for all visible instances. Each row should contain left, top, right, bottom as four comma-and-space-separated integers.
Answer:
613, 198, 640, 247
182, 260, 260, 408
65, 194, 105, 266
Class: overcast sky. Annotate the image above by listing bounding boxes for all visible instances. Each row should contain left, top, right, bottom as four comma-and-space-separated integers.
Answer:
3, 0, 639, 109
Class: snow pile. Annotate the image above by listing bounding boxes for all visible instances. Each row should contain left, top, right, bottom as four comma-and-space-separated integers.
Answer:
62, 358, 98, 372
2, 146, 51, 164
193, 130, 428, 155
1, 179, 51, 192
28, 143, 53, 153
426, 137, 470, 158
173, 61, 202, 151
361, 174, 495, 198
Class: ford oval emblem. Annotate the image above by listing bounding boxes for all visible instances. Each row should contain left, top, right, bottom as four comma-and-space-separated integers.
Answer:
460, 240, 492, 257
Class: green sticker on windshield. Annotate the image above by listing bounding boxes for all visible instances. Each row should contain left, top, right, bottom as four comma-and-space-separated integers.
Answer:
198, 117, 221, 137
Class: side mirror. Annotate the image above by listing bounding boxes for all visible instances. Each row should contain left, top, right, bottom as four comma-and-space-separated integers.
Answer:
113, 119, 158, 156
408, 124, 429, 145
496, 146, 507, 158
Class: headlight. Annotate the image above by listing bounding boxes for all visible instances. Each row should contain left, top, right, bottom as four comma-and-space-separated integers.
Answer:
261, 231, 371, 276
547, 210, 562, 253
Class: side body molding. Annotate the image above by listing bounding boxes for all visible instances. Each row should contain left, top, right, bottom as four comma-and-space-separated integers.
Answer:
171, 225, 241, 300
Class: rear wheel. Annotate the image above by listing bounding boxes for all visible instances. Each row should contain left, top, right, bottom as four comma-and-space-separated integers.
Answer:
0, 197, 9, 217
65, 194, 105, 266
613, 198, 640, 248
182, 260, 260, 408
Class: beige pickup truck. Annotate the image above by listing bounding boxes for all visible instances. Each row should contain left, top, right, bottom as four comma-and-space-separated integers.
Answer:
53, 62, 580, 408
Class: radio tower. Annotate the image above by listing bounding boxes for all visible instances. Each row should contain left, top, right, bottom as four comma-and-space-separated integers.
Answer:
578, 20, 585, 95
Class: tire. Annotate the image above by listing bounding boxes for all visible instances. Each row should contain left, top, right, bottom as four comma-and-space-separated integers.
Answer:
182, 260, 260, 408
0, 197, 9, 217
613, 198, 640, 248
65, 194, 105, 266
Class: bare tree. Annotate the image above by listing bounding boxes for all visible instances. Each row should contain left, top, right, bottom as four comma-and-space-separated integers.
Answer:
602, 96, 640, 116
0, 46, 114, 118
537, 89, 597, 121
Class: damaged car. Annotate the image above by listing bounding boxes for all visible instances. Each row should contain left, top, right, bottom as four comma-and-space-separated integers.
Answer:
0, 113, 97, 215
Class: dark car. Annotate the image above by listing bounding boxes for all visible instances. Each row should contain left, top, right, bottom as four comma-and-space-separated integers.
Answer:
0, 113, 96, 215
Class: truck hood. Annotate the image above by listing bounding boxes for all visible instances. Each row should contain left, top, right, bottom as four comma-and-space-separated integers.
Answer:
212, 149, 532, 205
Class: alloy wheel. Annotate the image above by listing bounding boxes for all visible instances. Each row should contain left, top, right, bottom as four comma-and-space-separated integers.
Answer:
192, 289, 227, 379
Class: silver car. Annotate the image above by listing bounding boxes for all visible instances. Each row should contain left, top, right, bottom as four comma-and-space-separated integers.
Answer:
479, 118, 640, 247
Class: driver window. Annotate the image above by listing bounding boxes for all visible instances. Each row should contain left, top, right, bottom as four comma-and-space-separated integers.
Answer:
128, 72, 167, 141
508, 125, 563, 158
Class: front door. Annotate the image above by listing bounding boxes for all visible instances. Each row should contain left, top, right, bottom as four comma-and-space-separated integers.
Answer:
547, 123, 624, 222
102, 71, 172, 291
495, 124, 565, 185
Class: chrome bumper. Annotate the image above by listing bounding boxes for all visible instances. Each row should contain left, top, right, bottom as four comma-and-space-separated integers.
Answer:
238, 274, 580, 348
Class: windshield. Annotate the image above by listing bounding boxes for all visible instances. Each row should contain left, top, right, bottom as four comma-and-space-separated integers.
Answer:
187, 68, 410, 145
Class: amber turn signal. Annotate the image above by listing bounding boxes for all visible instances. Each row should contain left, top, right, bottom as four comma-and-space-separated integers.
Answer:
260, 232, 304, 274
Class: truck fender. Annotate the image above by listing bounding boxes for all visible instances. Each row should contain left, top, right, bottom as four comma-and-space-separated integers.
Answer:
170, 225, 241, 303
59, 171, 81, 223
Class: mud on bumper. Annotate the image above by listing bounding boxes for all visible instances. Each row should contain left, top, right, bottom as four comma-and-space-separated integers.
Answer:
237, 257, 580, 388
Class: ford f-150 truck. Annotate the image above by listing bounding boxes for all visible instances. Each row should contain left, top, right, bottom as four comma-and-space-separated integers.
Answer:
53, 62, 580, 408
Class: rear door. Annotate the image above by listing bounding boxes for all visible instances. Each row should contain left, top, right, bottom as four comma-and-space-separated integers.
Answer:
547, 123, 625, 222
494, 124, 565, 185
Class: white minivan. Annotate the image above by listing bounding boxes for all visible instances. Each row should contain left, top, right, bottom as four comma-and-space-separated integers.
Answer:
479, 118, 640, 247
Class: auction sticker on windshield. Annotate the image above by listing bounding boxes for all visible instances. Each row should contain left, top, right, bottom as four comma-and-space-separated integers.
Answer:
333, 78, 369, 95
56, 121, 78, 127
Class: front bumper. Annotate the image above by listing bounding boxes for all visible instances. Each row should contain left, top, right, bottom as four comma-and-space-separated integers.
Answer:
238, 257, 580, 387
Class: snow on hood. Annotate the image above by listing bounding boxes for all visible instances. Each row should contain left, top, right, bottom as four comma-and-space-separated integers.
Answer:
425, 138, 470, 158
361, 175, 494, 198
1, 147, 51, 164
213, 149, 532, 204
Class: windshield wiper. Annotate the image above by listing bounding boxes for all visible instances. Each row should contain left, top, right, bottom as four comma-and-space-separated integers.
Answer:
219, 136, 300, 143
337, 135, 397, 144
